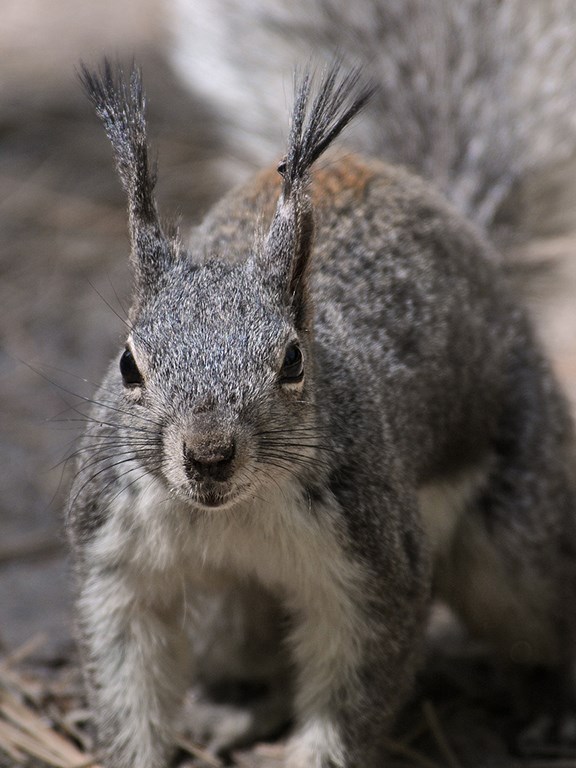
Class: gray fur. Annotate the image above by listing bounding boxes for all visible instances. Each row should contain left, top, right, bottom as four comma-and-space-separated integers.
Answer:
69, 21, 576, 768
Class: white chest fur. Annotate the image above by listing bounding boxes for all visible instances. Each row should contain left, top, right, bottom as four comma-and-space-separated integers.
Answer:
87, 475, 363, 641
85, 474, 365, 733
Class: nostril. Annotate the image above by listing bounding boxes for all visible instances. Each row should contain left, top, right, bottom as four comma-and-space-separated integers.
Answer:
212, 442, 235, 465
183, 440, 236, 481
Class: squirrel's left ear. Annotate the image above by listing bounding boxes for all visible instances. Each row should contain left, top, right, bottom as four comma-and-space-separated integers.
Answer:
257, 66, 374, 329
80, 60, 178, 303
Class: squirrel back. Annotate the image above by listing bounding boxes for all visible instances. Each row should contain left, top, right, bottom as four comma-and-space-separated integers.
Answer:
170, 0, 576, 233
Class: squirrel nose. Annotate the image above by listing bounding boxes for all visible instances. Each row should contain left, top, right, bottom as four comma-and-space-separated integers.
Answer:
183, 439, 236, 482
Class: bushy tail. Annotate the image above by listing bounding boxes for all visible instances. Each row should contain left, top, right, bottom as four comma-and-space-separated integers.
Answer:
170, 0, 576, 232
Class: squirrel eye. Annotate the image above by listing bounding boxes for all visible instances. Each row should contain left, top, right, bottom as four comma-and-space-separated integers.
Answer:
280, 343, 304, 384
119, 348, 143, 388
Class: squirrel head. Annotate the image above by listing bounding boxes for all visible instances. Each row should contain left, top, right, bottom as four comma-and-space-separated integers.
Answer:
80, 61, 371, 509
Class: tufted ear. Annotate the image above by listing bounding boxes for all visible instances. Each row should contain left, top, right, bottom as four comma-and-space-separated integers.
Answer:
257, 65, 374, 329
80, 60, 178, 300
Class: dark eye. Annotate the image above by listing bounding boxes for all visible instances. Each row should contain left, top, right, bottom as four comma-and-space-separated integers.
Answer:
120, 348, 143, 388
280, 343, 304, 384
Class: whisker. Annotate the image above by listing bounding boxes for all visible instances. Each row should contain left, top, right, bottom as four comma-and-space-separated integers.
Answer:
256, 425, 329, 435
259, 439, 337, 455
34, 362, 121, 401
71, 446, 157, 475
51, 440, 156, 472
104, 465, 165, 511
87, 278, 135, 337
106, 272, 131, 322
69, 451, 157, 492
68, 458, 163, 514
51, 401, 162, 431
19, 359, 164, 430
252, 465, 287, 500
258, 450, 332, 471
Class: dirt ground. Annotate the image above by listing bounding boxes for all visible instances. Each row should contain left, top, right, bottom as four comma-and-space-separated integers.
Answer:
3, 2, 576, 767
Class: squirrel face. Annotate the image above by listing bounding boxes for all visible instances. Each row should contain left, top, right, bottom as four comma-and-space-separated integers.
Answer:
78, 62, 369, 512
118, 257, 315, 510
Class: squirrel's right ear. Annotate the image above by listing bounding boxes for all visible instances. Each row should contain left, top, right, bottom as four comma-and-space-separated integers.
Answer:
80, 60, 177, 297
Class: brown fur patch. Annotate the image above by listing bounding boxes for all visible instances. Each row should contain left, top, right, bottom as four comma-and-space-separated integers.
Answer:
311, 153, 379, 208
243, 152, 382, 222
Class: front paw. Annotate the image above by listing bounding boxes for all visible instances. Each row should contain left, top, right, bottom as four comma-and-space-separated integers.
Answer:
285, 716, 345, 768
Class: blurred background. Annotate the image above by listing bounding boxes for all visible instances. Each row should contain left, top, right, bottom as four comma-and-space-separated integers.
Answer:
2, 0, 576, 667
0, 0, 238, 660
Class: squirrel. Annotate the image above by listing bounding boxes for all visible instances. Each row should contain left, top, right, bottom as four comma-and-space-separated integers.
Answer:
68, 2, 576, 766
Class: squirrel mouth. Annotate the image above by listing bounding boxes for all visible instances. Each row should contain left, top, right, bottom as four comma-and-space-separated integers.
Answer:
197, 493, 227, 509
191, 485, 235, 510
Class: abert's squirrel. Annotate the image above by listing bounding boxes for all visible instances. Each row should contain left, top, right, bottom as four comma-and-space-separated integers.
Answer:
69, 4, 576, 765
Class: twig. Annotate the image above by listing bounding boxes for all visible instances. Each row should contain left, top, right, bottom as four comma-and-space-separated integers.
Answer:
176, 735, 224, 768
47, 703, 93, 753
0, 719, 26, 763
0, 663, 44, 704
381, 734, 444, 768
422, 700, 462, 768
0, 681, 102, 768
2, 634, 48, 666
0, 534, 63, 565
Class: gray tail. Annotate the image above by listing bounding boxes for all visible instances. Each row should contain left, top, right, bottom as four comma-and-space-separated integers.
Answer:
349, 0, 576, 229
170, 0, 576, 233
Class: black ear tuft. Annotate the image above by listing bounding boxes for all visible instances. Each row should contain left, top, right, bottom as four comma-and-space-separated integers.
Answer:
259, 64, 374, 327
282, 64, 375, 196
79, 59, 157, 224
80, 59, 176, 294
